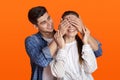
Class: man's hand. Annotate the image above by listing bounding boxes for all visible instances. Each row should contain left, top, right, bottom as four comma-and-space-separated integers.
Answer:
54, 30, 65, 49
67, 15, 84, 33
82, 26, 90, 44
58, 19, 69, 36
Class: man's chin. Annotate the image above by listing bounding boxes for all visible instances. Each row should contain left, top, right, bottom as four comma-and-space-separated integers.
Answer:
47, 29, 54, 33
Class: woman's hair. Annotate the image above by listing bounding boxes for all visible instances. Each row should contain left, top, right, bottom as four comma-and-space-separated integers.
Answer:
62, 11, 79, 19
75, 35, 83, 63
62, 11, 83, 63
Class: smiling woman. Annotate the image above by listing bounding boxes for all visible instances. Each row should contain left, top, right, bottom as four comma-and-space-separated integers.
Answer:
50, 11, 102, 80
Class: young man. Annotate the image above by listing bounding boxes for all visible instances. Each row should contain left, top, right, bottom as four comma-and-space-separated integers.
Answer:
25, 6, 102, 80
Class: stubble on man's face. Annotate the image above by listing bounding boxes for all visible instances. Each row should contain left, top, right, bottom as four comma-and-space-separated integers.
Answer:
36, 12, 54, 33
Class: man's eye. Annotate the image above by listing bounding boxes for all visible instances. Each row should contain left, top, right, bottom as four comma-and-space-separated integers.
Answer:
48, 16, 51, 20
40, 21, 46, 24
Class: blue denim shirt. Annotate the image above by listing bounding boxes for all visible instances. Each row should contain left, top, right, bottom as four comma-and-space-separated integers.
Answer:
94, 40, 102, 57
25, 32, 102, 80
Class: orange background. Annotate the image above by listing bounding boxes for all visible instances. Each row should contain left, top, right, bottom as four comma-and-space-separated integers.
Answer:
0, 0, 120, 80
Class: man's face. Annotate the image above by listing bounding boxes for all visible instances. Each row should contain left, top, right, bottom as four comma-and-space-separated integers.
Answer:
36, 12, 54, 33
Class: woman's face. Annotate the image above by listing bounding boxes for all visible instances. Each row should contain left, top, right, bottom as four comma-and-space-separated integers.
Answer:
63, 14, 78, 38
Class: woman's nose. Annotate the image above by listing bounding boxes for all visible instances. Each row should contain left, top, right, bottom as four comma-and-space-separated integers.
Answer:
68, 24, 74, 28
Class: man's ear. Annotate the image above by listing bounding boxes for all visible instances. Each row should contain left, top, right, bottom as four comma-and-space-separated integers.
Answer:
33, 24, 38, 29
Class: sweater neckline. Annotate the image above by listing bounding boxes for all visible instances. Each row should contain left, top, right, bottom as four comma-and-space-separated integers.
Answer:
65, 40, 77, 46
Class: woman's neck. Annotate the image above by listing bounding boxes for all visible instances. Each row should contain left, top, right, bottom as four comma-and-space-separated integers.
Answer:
64, 36, 76, 43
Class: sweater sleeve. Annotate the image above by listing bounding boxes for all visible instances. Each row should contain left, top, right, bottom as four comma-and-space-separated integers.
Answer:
50, 49, 66, 78
81, 44, 97, 74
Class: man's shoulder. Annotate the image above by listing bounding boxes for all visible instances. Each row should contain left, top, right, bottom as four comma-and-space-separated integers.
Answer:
25, 32, 46, 46
25, 32, 41, 40
25, 34, 35, 41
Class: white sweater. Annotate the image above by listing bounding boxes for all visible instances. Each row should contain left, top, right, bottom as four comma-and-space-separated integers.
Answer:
50, 40, 97, 80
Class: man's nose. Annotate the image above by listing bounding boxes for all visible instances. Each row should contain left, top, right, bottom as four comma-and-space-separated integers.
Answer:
46, 20, 51, 25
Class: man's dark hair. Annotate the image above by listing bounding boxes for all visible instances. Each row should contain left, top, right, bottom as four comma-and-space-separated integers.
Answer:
61, 11, 79, 19
28, 6, 47, 25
